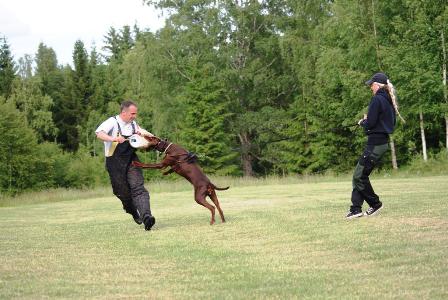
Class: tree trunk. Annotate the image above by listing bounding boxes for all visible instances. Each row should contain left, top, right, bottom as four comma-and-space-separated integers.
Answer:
390, 136, 398, 169
371, 0, 383, 70
446, 116, 448, 151
442, 30, 447, 149
419, 109, 428, 161
8, 145, 12, 192
238, 132, 254, 177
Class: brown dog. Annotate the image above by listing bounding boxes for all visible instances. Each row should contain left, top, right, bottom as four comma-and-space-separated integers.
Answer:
131, 136, 228, 225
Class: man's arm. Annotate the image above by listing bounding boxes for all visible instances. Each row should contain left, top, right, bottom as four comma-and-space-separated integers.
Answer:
96, 131, 125, 143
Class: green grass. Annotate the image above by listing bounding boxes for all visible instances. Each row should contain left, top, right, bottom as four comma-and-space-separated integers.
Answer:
1, 176, 447, 299
0, 174, 352, 208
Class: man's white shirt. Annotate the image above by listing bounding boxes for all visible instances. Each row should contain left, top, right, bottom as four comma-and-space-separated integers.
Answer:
95, 115, 140, 156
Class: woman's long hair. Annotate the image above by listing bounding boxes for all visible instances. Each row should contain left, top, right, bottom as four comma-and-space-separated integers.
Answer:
377, 80, 405, 123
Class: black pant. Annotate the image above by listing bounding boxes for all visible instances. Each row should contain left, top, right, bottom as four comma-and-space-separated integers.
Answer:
106, 155, 152, 219
350, 143, 388, 213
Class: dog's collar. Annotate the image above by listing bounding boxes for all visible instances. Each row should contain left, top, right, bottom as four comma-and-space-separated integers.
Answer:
154, 140, 172, 153
164, 143, 173, 154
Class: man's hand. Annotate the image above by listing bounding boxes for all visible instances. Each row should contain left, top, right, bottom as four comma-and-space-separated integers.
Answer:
114, 136, 126, 143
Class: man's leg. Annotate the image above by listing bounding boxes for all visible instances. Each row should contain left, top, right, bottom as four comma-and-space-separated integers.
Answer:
106, 159, 141, 224
127, 162, 155, 230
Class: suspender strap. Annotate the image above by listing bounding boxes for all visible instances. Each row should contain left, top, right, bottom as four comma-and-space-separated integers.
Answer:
114, 116, 136, 136
131, 122, 136, 134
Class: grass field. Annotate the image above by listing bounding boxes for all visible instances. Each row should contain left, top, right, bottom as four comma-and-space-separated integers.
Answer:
1, 175, 447, 299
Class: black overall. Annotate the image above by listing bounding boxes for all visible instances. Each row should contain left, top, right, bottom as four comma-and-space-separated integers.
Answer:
105, 118, 152, 221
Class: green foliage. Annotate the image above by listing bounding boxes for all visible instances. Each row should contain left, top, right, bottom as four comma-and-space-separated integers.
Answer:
2, 0, 448, 193
402, 149, 448, 176
0, 101, 109, 194
0, 102, 49, 193
63, 147, 108, 189
9, 76, 58, 141
0, 37, 16, 98
181, 64, 239, 175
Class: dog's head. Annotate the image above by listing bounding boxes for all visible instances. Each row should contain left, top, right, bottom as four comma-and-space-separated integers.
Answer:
142, 135, 161, 148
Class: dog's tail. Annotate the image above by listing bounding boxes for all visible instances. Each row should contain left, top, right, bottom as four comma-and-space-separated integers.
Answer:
212, 184, 230, 191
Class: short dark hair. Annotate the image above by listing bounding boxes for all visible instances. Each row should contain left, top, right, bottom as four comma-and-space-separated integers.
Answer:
120, 100, 137, 112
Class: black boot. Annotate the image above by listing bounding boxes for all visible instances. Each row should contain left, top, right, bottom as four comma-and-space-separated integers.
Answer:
132, 211, 142, 225
143, 214, 156, 231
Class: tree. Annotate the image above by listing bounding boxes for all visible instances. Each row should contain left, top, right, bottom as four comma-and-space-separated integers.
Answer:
0, 101, 52, 193
9, 76, 57, 142
72, 40, 92, 117
35, 43, 60, 96
181, 63, 239, 175
0, 36, 16, 98
17, 54, 33, 79
58, 65, 80, 151
120, 25, 134, 55
436, 4, 448, 149
102, 25, 135, 62
385, 1, 444, 162
103, 27, 121, 62
35, 43, 64, 142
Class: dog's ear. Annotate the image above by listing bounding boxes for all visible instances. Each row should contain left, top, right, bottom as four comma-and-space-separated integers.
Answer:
143, 135, 153, 142
144, 135, 160, 141
142, 135, 160, 148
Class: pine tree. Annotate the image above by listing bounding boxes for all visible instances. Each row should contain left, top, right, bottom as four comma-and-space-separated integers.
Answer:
181, 64, 239, 175
35, 43, 64, 142
59, 65, 80, 151
72, 40, 91, 113
103, 27, 121, 62
0, 37, 16, 98
0, 101, 52, 193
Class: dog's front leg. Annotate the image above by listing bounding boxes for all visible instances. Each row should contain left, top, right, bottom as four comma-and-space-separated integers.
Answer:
162, 168, 175, 176
131, 161, 166, 169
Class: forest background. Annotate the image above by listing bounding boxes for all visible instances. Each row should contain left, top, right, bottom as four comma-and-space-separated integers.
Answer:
0, 0, 447, 194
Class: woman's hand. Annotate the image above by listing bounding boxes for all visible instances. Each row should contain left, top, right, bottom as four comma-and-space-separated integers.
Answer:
358, 114, 367, 125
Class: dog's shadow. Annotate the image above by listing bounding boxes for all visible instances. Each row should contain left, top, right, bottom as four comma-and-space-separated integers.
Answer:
150, 215, 230, 231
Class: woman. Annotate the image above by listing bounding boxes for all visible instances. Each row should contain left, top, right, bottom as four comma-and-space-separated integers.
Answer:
346, 72, 404, 219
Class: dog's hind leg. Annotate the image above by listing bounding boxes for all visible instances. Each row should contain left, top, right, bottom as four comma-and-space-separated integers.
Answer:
195, 188, 216, 225
209, 190, 225, 223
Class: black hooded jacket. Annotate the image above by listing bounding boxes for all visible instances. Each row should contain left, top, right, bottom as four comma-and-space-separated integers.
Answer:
360, 88, 396, 145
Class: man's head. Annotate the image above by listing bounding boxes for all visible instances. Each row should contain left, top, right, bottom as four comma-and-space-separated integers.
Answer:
120, 100, 138, 123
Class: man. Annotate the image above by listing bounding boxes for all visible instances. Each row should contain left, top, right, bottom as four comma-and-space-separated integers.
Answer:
95, 100, 156, 230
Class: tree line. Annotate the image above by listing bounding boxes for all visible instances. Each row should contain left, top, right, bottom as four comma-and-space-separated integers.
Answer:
0, 0, 447, 193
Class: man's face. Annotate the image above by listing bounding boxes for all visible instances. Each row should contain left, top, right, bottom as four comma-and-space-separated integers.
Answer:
121, 105, 138, 122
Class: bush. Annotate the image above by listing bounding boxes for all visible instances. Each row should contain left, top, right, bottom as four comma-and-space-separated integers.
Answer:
63, 147, 109, 189
402, 150, 448, 176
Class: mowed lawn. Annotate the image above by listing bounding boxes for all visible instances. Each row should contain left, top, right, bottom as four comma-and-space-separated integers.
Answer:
1, 176, 447, 299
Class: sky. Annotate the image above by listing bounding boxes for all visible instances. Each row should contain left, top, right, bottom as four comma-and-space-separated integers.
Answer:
0, 0, 165, 66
